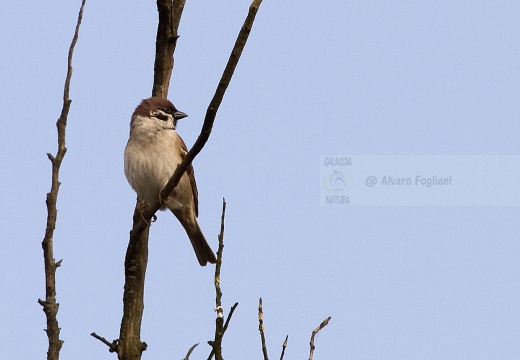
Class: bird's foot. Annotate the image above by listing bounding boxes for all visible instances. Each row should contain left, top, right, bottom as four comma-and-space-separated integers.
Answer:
158, 191, 170, 207
140, 212, 157, 225
137, 199, 157, 225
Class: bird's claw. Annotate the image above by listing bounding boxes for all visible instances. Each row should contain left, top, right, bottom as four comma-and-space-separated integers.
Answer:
158, 192, 170, 206
139, 212, 157, 225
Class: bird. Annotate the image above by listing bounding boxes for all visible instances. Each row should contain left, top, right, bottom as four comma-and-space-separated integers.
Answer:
124, 97, 217, 266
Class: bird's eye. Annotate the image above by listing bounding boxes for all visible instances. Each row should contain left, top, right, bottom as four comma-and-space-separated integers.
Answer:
164, 107, 173, 114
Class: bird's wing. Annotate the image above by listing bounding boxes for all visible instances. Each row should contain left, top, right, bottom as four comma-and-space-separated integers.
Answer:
177, 135, 199, 217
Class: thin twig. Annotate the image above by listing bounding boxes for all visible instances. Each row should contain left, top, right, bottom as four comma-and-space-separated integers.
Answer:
130, 0, 264, 242
215, 198, 226, 305
279, 335, 288, 360
39, 1, 86, 359
223, 302, 239, 334
308, 317, 331, 360
258, 297, 269, 360
90, 332, 118, 353
183, 342, 199, 360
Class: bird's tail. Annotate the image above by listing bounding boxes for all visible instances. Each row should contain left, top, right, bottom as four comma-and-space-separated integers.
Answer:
182, 219, 217, 266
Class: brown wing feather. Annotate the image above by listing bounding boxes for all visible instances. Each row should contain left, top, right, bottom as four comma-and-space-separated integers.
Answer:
177, 135, 199, 217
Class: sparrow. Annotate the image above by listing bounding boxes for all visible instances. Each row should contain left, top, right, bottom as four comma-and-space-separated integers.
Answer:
124, 97, 217, 266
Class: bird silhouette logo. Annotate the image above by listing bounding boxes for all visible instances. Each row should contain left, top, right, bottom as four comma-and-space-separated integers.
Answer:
323, 169, 353, 193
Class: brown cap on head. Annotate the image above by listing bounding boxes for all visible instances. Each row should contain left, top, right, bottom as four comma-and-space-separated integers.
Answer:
132, 97, 176, 118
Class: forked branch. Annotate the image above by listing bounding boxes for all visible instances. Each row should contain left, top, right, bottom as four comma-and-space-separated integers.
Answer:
131, 0, 264, 241
105, 1, 263, 359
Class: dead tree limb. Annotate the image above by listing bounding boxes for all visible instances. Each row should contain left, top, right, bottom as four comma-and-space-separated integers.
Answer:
279, 335, 288, 360
210, 199, 226, 360
258, 298, 269, 360
153, 0, 186, 98
183, 343, 199, 360
39, 1, 86, 359
207, 302, 239, 360
308, 317, 331, 360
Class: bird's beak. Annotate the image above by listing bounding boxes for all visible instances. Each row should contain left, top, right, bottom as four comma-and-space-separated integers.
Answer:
173, 111, 188, 120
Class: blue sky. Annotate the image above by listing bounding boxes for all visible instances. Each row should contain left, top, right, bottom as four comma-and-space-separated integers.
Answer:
2, 1, 520, 359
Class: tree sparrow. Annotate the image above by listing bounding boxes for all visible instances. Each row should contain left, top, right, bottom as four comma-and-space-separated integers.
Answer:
124, 97, 217, 266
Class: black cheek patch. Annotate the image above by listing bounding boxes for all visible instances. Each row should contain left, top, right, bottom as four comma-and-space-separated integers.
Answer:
152, 110, 170, 121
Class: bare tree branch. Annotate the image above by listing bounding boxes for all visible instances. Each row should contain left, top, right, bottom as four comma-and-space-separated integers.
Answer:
90, 332, 118, 353
308, 317, 331, 360
117, 204, 150, 359
183, 343, 199, 360
258, 297, 269, 360
207, 302, 239, 360
152, 0, 186, 98
211, 199, 226, 360
223, 302, 239, 337
39, 1, 86, 359
117, 0, 185, 358
279, 335, 288, 360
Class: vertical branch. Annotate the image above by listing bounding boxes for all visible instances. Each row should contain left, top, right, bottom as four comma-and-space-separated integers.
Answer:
118, 1, 184, 359
258, 298, 269, 360
212, 199, 226, 360
117, 209, 150, 359
152, 0, 186, 98
207, 301, 239, 360
38, 1, 86, 359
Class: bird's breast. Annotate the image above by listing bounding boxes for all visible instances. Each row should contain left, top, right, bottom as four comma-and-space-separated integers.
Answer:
124, 130, 185, 205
